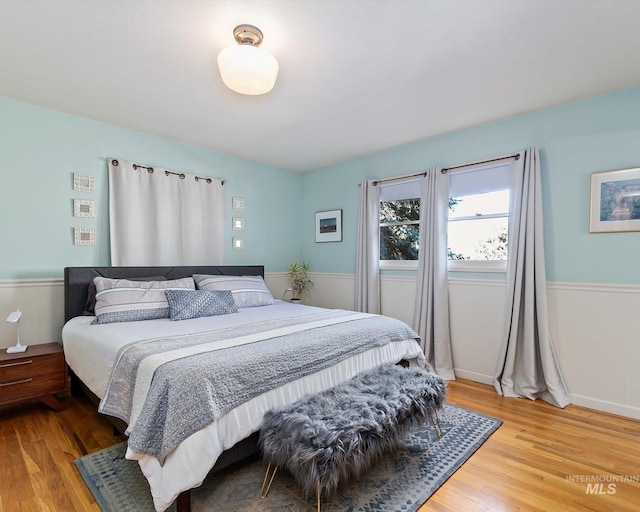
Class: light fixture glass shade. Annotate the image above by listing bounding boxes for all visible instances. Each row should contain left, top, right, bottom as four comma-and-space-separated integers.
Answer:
217, 44, 279, 95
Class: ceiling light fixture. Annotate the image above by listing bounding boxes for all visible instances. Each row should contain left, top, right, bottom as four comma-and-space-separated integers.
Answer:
217, 24, 279, 96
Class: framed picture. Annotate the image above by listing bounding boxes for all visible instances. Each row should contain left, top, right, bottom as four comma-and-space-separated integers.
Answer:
73, 173, 94, 193
232, 217, 244, 231
232, 197, 245, 211
74, 227, 96, 246
590, 167, 640, 233
232, 237, 245, 251
315, 209, 342, 242
73, 199, 95, 217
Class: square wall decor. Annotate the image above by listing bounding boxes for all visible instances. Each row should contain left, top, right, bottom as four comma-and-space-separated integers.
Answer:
232, 237, 245, 251
232, 197, 245, 211
73, 173, 94, 192
232, 217, 244, 231
74, 227, 96, 246
73, 199, 95, 217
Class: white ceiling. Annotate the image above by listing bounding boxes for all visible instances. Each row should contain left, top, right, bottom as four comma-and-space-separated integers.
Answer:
2, 0, 640, 172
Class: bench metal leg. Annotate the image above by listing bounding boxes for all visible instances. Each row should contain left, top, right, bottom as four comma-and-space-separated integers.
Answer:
261, 464, 322, 511
430, 409, 443, 439
260, 463, 278, 499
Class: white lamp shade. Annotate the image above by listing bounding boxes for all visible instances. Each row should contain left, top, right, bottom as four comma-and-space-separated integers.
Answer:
217, 44, 279, 95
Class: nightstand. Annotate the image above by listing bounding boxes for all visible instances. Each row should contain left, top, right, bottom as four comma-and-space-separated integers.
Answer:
0, 342, 69, 411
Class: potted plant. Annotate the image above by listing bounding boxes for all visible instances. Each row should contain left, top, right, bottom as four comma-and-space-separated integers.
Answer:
287, 262, 314, 302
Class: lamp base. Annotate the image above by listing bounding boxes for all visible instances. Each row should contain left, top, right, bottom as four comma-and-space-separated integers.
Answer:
6, 344, 28, 354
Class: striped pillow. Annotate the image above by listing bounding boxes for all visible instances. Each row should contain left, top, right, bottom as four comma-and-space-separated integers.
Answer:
92, 276, 195, 324
193, 274, 274, 308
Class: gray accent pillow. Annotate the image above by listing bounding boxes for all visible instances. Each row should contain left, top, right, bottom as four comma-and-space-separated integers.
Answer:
166, 289, 238, 321
193, 274, 274, 308
93, 276, 195, 324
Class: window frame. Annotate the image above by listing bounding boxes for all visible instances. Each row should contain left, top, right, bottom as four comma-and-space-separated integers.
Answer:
377, 159, 513, 273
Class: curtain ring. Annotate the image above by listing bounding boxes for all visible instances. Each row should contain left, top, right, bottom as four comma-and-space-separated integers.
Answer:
440, 169, 448, 174
111, 159, 119, 166
179, 173, 185, 179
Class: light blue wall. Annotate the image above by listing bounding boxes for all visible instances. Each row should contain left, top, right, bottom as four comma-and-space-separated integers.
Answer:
300, 86, 640, 285
4, 86, 640, 284
0, 97, 301, 279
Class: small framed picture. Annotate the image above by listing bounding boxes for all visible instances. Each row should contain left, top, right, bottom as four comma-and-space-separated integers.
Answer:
232, 237, 245, 251
73, 173, 94, 193
590, 167, 640, 233
74, 227, 96, 246
315, 209, 342, 242
73, 199, 95, 217
232, 197, 245, 211
232, 217, 244, 231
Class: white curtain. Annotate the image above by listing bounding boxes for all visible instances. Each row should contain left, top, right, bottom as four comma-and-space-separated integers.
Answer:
412, 168, 455, 380
494, 148, 570, 408
354, 180, 380, 313
108, 158, 225, 266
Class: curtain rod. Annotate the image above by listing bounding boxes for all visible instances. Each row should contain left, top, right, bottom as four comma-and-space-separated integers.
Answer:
368, 151, 520, 185
371, 171, 427, 186
440, 152, 520, 174
110, 159, 225, 185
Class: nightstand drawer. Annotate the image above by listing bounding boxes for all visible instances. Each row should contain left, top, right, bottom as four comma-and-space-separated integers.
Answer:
0, 354, 65, 383
0, 371, 67, 402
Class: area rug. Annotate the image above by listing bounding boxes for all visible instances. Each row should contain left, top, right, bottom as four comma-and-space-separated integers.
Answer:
75, 403, 501, 512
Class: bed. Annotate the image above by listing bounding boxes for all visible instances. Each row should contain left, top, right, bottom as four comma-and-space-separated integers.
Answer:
62, 265, 426, 512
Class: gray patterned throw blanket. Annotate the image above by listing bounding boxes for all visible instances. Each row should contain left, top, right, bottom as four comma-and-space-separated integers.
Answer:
98, 309, 420, 464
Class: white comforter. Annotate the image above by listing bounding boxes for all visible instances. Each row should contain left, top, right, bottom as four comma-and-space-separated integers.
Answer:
62, 301, 425, 511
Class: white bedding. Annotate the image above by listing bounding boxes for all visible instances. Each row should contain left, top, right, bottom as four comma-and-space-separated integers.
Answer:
62, 300, 425, 511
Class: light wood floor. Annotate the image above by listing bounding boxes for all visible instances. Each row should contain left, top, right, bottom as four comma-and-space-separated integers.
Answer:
0, 379, 638, 512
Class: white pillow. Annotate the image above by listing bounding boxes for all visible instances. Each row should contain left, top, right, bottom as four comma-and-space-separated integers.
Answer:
92, 276, 195, 324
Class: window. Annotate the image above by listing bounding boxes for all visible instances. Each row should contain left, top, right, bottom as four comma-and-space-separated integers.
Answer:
447, 161, 511, 271
379, 178, 421, 266
378, 160, 512, 271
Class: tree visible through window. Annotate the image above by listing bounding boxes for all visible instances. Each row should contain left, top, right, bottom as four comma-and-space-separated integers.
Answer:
380, 197, 420, 260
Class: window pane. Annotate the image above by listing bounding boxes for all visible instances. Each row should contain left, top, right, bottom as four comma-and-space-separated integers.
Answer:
448, 217, 508, 260
449, 190, 509, 219
380, 199, 420, 224
380, 224, 420, 260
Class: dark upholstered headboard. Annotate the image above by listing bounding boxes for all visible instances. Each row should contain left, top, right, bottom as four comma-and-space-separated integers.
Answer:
63, 265, 265, 323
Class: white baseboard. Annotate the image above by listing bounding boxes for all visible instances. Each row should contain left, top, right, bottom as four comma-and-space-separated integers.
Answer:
569, 394, 640, 420
453, 368, 494, 385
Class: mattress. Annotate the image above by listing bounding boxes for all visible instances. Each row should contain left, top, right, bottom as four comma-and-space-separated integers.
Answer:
62, 300, 425, 511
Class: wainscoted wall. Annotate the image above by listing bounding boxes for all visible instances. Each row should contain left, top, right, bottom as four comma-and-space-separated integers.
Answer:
0, 274, 291, 347
0, 279, 64, 349
4, 273, 638, 420
306, 272, 640, 420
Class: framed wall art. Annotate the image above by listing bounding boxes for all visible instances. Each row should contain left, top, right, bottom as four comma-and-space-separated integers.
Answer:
73, 173, 94, 193
590, 167, 640, 233
73, 199, 95, 217
74, 227, 96, 246
315, 209, 342, 242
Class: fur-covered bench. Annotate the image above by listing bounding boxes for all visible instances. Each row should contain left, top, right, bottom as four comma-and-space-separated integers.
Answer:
258, 363, 446, 509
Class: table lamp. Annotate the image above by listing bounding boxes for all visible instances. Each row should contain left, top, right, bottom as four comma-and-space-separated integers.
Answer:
6, 309, 27, 353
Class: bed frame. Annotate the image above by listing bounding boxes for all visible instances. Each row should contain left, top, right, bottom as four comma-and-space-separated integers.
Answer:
64, 265, 266, 512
